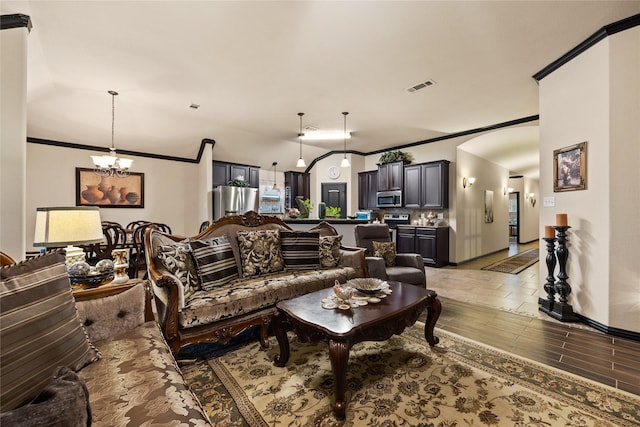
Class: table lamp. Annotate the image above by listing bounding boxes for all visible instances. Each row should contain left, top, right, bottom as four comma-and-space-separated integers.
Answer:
33, 207, 104, 267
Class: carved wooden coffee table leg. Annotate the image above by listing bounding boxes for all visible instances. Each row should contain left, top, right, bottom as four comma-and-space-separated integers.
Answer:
272, 311, 290, 367
328, 339, 350, 419
424, 296, 441, 346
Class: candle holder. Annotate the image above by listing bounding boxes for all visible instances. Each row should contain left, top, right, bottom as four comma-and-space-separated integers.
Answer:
549, 226, 578, 322
539, 236, 556, 314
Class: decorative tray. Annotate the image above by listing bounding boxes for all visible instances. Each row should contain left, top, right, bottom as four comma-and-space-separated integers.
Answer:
347, 278, 388, 294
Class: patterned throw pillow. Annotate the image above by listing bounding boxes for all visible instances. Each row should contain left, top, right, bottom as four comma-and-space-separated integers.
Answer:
373, 241, 396, 267
0, 367, 91, 427
0, 252, 100, 412
280, 231, 321, 271
237, 229, 284, 277
319, 235, 342, 268
371, 241, 396, 267
189, 236, 239, 291
157, 242, 200, 300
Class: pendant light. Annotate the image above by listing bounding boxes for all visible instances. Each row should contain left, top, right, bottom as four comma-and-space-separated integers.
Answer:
340, 112, 350, 168
91, 90, 133, 177
296, 112, 306, 168
272, 162, 279, 190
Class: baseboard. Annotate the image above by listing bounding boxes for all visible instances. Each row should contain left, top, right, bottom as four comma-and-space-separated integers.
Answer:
575, 313, 640, 342
449, 247, 510, 266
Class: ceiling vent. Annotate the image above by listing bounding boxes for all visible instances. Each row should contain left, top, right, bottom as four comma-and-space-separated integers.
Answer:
407, 79, 436, 93
304, 125, 319, 132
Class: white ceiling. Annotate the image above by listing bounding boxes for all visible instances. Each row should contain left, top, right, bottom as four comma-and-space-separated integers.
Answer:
3, 1, 639, 176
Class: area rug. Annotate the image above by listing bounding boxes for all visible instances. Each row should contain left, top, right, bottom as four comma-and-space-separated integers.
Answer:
481, 248, 540, 274
181, 323, 639, 426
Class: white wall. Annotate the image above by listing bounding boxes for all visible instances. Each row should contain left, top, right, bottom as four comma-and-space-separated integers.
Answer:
25, 144, 205, 249
455, 148, 510, 263
1, 25, 29, 260
538, 27, 639, 332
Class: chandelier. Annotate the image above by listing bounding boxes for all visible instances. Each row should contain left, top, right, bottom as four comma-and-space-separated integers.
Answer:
91, 90, 133, 177
296, 112, 306, 168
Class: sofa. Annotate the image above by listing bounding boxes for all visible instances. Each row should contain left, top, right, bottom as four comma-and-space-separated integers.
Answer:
145, 211, 367, 354
0, 251, 212, 426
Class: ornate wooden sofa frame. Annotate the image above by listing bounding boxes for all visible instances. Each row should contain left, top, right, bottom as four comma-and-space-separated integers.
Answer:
145, 211, 367, 354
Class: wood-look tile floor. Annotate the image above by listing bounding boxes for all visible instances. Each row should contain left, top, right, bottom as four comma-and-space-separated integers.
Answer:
427, 240, 640, 396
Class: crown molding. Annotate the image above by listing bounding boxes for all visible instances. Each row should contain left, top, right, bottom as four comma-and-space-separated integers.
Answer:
0, 14, 32, 32
533, 13, 640, 82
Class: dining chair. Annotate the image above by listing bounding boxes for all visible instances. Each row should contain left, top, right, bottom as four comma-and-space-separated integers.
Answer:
84, 222, 127, 265
128, 222, 171, 278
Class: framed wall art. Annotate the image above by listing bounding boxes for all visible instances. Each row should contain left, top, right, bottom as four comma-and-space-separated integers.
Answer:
76, 168, 144, 208
553, 142, 587, 192
484, 190, 494, 223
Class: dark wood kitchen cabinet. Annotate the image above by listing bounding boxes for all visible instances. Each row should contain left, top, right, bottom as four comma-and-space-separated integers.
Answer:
377, 161, 403, 191
358, 170, 378, 210
402, 160, 449, 209
396, 225, 449, 267
213, 161, 260, 188
284, 171, 310, 210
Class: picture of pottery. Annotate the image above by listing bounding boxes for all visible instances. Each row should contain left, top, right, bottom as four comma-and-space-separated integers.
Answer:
81, 185, 104, 204
76, 168, 144, 208
126, 192, 140, 204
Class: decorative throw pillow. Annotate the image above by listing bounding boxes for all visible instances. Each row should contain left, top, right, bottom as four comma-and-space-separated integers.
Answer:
373, 241, 396, 267
0, 366, 91, 427
237, 229, 284, 277
0, 252, 100, 412
319, 235, 342, 268
157, 241, 200, 300
75, 284, 146, 342
280, 231, 321, 271
189, 236, 239, 291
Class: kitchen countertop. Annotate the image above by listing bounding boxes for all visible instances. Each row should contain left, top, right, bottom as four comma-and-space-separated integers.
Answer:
283, 218, 370, 225
396, 224, 450, 228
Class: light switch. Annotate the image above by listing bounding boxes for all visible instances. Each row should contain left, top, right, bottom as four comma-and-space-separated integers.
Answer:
543, 197, 556, 207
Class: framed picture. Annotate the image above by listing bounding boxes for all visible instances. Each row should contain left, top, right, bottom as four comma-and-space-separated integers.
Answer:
76, 168, 144, 208
484, 190, 494, 223
554, 142, 587, 192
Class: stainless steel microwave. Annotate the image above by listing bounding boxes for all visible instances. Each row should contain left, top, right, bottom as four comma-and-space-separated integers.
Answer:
376, 190, 402, 208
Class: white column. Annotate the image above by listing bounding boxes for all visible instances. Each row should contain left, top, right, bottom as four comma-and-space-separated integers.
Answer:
1, 16, 30, 261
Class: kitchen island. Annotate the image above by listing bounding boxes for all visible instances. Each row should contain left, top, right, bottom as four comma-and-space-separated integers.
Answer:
283, 218, 370, 247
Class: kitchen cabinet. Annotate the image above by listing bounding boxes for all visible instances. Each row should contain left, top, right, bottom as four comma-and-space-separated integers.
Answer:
358, 170, 378, 210
396, 225, 449, 267
213, 161, 260, 188
284, 171, 310, 210
402, 160, 449, 209
377, 161, 403, 192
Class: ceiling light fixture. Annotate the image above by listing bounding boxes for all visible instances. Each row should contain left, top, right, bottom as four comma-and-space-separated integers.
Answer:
300, 131, 351, 141
296, 112, 306, 168
272, 162, 279, 190
340, 112, 350, 168
91, 90, 133, 177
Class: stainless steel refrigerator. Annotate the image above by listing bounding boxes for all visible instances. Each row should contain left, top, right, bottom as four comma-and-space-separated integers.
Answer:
213, 186, 259, 220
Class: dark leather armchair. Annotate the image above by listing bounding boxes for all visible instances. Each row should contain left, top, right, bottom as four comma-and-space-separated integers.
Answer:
354, 223, 426, 287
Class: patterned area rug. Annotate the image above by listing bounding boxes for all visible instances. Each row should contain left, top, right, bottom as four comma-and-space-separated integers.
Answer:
481, 248, 540, 274
181, 323, 639, 426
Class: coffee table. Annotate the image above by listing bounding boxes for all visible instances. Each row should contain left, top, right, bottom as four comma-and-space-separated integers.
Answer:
271, 281, 441, 419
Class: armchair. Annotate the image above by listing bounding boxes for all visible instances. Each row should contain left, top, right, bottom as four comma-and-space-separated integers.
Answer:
354, 223, 426, 287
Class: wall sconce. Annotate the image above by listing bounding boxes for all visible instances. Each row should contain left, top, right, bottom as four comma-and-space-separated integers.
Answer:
528, 193, 536, 207
462, 176, 475, 188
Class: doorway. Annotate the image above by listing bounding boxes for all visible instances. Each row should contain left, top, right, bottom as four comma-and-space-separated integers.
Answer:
508, 192, 520, 244
321, 183, 347, 219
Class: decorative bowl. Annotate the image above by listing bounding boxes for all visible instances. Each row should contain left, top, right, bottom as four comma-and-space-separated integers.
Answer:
348, 278, 386, 294
68, 271, 113, 287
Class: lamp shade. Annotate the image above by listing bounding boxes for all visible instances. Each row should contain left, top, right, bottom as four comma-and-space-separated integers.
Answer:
34, 207, 104, 247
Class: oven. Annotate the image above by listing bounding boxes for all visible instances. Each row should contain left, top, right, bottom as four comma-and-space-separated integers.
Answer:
376, 190, 402, 208
383, 213, 410, 229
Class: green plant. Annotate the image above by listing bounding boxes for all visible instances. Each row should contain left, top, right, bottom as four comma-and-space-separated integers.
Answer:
325, 206, 341, 217
378, 150, 414, 165
227, 178, 249, 187
302, 198, 313, 214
